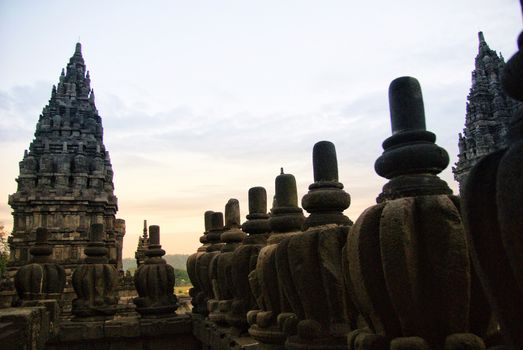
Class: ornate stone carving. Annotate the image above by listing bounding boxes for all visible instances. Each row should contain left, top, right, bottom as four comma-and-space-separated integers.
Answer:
208, 199, 246, 324
134, 225, 178, 317
187, 211, 214, 315
462, 26, 523, 350
227, 187, 270, 331
135, 220, 150, 267
195, 212, 224, 317
453, 32, 521, 188
346, 77, 485, 349
7, 43, 123, 277
71, 223, 118, 319
248, 170, 305, 349
279, 141, 354, 350
14, 227, 66, 304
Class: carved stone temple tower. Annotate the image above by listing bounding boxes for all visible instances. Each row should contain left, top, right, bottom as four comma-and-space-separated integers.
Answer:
453, 32, 521, 187
7, 43, 125, 275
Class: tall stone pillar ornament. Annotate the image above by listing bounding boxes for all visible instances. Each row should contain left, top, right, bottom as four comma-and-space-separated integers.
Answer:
194, 212, 224, 316
248, 170, 305, 350
346, 77, 485, 350
227, 187, 271, 331
462, 20, 523, 350
208, 199, 246, 324
71, 223, 118, 319
279, 141, 354, 350
14, 227, 66, 303
187, 211, 214, 315
134, 225, 178, 317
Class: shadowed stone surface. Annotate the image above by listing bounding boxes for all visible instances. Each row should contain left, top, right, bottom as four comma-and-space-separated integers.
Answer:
134, 225, 178, 317
462, 23, 523, 350
196, 212, 224, 317
209, 199, 246, 325
346, 77, 485, 350
228, 187, 270, 331
8, 43, 124, 277
248, 170, 304, 350
14, 228, 66, 304
71, 223, 118, 320
280, 141, 354, 350
187, 211, 214, 315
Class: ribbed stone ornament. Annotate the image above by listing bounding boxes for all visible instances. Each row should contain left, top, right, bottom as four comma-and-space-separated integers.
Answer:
71, 223, 118, 319
187, 210, 214, 315
194, 212, 224, 316
208, 199, 246, 324
134, 225, 178, 317
248, 170, 305, 349
227, 187, 270, 330
280, 141, 354, 350
346, 77, 485, 349
14, 227, 65, 303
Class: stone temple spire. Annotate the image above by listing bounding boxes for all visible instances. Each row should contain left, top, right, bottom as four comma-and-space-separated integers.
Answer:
453, 32, 521, 187
8, 43, 123, 275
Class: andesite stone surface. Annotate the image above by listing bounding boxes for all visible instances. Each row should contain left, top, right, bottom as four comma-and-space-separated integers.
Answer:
134, 225, 178, 317
7, 43, 125, 278
346, 77, 486, 350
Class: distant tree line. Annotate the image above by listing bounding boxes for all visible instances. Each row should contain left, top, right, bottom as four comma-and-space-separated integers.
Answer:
122, 254, 191, 287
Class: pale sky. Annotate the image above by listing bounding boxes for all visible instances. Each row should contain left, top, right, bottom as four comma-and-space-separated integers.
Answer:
0, 0, 521, 258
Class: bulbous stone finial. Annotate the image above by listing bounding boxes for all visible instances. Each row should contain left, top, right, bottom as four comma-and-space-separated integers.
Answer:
14, 227, 65, 303
145, 225, 165, 257
84, 223, 108, 264
242, 187, 271, 235
207, 212, 224, 244
225, 199, 241, 229
312, 141, 339, 182
388, 77, 426, 134
221, 199, 245, 244
270, 171, 304, 233
374, 77, 451, 201
249, 187, 267, 215
275, 172, 298, 208
302, 141, 351, 228
204, 210, 214, 232
134, 225, 178, 317
71, 223, 118, 319
29, 228, 53, 262
502, 32, 523, 102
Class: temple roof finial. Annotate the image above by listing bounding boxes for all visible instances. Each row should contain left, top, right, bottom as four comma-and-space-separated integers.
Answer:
478, 31, 485, 44
280, 167, 284, 175
75, 42, 82, 55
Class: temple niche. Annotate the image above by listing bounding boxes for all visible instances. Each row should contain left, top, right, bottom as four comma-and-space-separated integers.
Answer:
7, 43, 125, 277
453, 32, 522, 188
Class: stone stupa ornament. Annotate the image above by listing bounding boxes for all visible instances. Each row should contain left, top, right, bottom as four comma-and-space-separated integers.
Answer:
462, 18, 523, 350
14, 227, 66, 304
279, 141, 355, 349
248, 169, 305, 350
346, 77, 486, 350
187, 210, 214, 315
71, 223, 118, 320
134, 225, 178, 317
227, 187, 271, 331
208, 199, 246, 324
195, 211, 224, 317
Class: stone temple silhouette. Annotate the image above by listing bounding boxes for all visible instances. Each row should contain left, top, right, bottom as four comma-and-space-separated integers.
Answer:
1, 22, 522, 350
453, 32, 521, 187
7, 43, 125, 279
